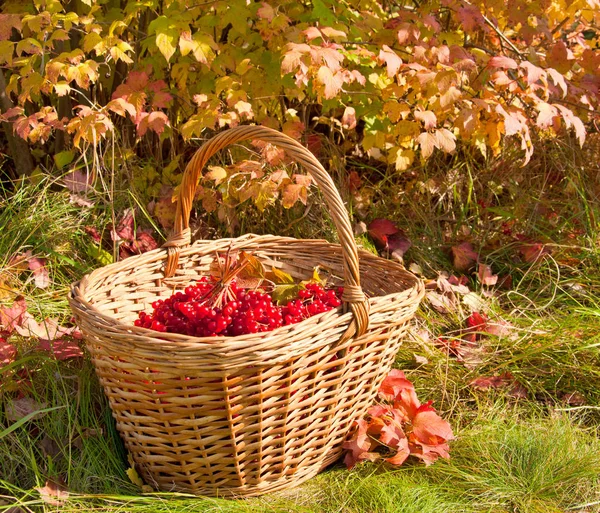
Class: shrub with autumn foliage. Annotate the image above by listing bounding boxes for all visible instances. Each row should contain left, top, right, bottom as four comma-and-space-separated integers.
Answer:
0, 0, 597, 195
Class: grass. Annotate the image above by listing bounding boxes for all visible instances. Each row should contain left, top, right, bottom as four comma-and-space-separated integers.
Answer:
1, 137, 600, 512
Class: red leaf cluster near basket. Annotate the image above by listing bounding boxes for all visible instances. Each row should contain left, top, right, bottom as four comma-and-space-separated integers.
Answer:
343, 370, 454, 468
135, 248, 344, 337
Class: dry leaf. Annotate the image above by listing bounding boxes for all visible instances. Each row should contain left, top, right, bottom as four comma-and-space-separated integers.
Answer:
36, 479, 69, 506
6, 397, 48, 422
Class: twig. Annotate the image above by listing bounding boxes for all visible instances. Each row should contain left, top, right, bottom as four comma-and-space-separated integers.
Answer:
462, 0, 524, 57
551, 16, 570, 34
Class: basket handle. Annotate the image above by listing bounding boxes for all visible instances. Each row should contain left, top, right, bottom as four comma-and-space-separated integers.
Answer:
162, 125, 369, 338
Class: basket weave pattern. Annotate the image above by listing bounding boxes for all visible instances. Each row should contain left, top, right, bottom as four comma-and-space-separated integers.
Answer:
69, 127, 424, 497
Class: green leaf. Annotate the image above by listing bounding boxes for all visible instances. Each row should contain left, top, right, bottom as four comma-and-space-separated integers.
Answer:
54, 150, 75, 170
311, 0, 337, 25
148, 16, 178, 62
86, 244, 113, 266
272, 284, 300, 305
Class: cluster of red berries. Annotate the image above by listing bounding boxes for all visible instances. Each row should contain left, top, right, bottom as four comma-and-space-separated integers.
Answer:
135, 277, 344, 337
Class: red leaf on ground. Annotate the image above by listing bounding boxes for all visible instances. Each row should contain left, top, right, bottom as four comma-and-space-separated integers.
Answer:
0, 339, 17, 367
111, 209, 135, 241
28, 257, 50, 289
477, 264, 498, 286
450, 242, 478, 272
470, 372, 527, 398
378, 369, 414, 401
84, 226, 102, 244
388, 232, 412, 260
379, 414, 407, 447
36, 479, 69, 506
14, 314, 81, 341
466, 311, 489, 330
518, 242, 549, 263
385, 436, 411, 465
561, 392, 585, 406
343, 418, 377, 469
347, 171, 362, 193
412, 410, 454, 445
38, 338, 83, 360
131, 231, 159, 253
0, 298, 27, 334
411, 439, 452, 465
367, 218, 400, 249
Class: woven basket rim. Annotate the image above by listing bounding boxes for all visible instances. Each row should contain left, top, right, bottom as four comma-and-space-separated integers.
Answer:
70, 233, 423, 351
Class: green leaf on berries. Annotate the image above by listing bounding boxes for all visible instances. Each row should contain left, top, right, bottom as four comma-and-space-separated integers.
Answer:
272, 284, 301, 305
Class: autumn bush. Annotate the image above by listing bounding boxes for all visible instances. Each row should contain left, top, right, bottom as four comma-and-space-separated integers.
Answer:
0, 0, 597, 210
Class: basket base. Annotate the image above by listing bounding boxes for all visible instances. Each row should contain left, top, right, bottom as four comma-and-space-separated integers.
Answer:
139, 448, 344, 498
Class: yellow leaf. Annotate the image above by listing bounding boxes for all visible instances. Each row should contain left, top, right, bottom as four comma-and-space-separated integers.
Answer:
316, 66, 343, 99
269, 266, 295, 284
0, 41, 14, 66
395, 148, 415, 171
417, 131, 436, 159
394, 120, 420, 144
126, 466, 144, 488
83, 32, 104, 54
384, 101, 410, 123
179, 31, 217, 66
54, 82, 71, 96
205, 166, 228, 185
149, 16, 178, 62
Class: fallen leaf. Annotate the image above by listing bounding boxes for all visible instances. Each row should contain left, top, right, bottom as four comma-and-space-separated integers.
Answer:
36, 479, 69, 506
38, 338, 83, 360
411, 440, 451, 465
343, 419, 378, 469
518, 242, 549, 263
378, 369, 415, 401
111, 209, 135, 241
62, 170, 91, 193
0, 297, 27, 334
367, 218, 400, 249
414, 354, 428, 365
470, 372, 527, 398
385, 436, 411, 465
438, 274, 470, 295
450, 242, 478, 272
353, 221, 367, 236
27, 257, 50, 289
426, 291, 457, 314
561, 391, 585, 406
412, 410, 454, 445
461, 292, 487, 312
69, 194, 95, 208
130, 231, 159, 253
408, 262, 423, 275
0, 339, 17, 367
83, 226, 102, 244
477, 264, 498, 286
6, 397, 48, 422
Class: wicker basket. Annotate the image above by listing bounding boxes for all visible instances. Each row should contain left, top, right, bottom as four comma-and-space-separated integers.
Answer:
69, 126, 424, 497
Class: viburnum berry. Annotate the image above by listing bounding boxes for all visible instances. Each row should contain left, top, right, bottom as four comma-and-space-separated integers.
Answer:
137, 270, 344, 337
